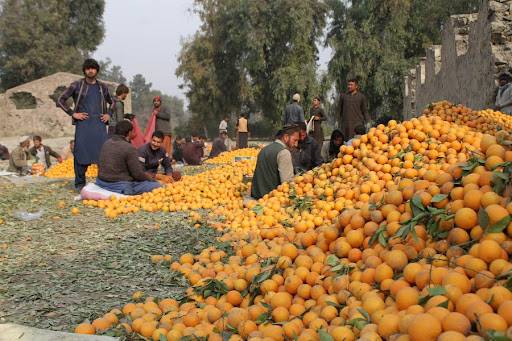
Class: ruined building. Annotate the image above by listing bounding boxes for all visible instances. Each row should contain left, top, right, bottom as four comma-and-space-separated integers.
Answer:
403, 0, 512, 119
0, 72, 131, 138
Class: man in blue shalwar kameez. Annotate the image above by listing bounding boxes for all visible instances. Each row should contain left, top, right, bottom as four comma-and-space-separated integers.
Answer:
57, 59, 113, 191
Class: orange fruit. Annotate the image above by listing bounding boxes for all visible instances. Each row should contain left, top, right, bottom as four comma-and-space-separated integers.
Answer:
75, 323, 95, 335
408, 313, 441, 341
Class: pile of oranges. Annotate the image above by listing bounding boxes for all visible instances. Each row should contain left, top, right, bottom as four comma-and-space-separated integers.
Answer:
76, 102, 512, 340
205, 148, 260, 164
82, 160, 255, 219
44, 158, 98, 178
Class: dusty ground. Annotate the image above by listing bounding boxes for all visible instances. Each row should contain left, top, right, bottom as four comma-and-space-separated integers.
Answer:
0, 171, 229, 339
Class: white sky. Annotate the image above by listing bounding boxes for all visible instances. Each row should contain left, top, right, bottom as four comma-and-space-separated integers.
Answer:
94, 0, 331, 99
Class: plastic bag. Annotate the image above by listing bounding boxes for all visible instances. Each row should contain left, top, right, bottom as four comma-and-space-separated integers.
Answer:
13, 209, 44, 221
306, 117, 315, 134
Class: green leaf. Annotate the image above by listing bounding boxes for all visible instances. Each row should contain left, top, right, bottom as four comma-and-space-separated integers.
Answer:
437, 299, 449, 309
251, 204, 264, 216
357, 307, 370, 321
326, 255, 339, 267
160, 334, 168, 341
487, 215, 512, 233
378, 232, 388, 247
431, 194, 448, 203
478, 208, 489, 229
427, 286, 447, 296
318, 329, 334, 341
418, 295, 430, 306
411, 195, 425, 214
348, 318, 368, 330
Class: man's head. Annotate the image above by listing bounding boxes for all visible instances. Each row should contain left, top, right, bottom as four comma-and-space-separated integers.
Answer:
348, 78, 359, 93
70, 140, 75, 149
116, 84, 130, 100
33, 135, 42, 148
499, 73, 511, 86
354, 124, 366, 135
312, 96, 321, 107
277, 125, 300, 149
292, 93, 300, 102
115, 120, 134, 141
153, 96, 161, 108
20, 137, 31, 149
331, 129, 344, 147
150, 131, 164, 150
224, 116, 229, 121
220, 131, 228, 140
82, 58, 100, 79
297, 122, 308, 141
185, 136, 192, 143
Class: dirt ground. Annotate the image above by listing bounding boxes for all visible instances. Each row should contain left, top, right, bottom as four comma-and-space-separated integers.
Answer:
0, 173, 228, 338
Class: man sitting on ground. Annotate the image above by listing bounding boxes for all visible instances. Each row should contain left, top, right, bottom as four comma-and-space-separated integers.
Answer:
0, 144, 9, 160
251, 125, 300, 199
29, 135, 63, 170
96, 120, 161, 195
182, 136, 205, 165
138, 131, 181, 183
210, 131, 228, 157
8, 137, 31, 175
345, 124, 366, 146
291, 122, 323, 173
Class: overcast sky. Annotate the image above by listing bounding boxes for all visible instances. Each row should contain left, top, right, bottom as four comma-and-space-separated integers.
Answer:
94, 1, 330, 100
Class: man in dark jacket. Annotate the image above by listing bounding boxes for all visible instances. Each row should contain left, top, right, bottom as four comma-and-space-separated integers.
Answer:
182, 136, 204, 165
152, 96, 172, 155
29, 136, 63, 169
138, 131, 173, 176
283, 93, 305, 126
210, 132, 228, 158
109, 84, 130, 135
338, 78, 370, 140
96, 121, 161, 195
57, 58, 113, 191
251, 125, 299, 199
0, 144, 10, 160
172, 136, 185, 163
291, 122, 323, 173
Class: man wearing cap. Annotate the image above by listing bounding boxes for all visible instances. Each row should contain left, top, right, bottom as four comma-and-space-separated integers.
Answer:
152, 96, 172, 155
496, 73, 512, 115
283, 93, 305, 126
251, 125, 300, 199
57, 58, 113, 191
7, 137, 31, 175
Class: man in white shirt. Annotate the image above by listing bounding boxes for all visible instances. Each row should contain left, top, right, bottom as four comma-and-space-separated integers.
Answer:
219, 116, 228, 134
496, 73, 512, 114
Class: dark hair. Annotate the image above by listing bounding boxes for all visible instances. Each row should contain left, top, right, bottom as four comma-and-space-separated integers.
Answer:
376, 115, 392, 126
499, 73, 512, 81
354, 124, 366, 135
329, 130, 344, 156
276, 125, 301, 138
82, 58, 100, 73
313, 96, 321, 102
70, 139, 74, 144
185, 136, 192, 143
152, 130, 164, 139
116, 84, 129, 96
297, 122, 307, 131
348, 78, 358, 84
33, 135, 42, 142
220, 131, 228, 136
115, 120, 133, 137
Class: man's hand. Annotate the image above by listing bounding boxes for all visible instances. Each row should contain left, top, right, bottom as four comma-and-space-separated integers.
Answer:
314, 115, 320, 121
100, 114, 110, 123
72, 112, 88, 120
57, 157, 63, 163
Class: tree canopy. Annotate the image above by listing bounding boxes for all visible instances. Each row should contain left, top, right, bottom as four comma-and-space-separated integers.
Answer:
177, 0, 481, 135
0, 0, 105, 91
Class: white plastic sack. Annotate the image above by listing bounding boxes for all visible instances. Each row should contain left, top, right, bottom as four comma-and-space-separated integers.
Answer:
80, 183, 128, 200
306, 117, 314, 134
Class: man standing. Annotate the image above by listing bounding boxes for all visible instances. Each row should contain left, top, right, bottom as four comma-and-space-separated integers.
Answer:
210, 131, 228, 157
291, 123, 323, 173
138, 131, 173, 176
96, 120, 161, 195
7, 137, 31, 175
153, 96, 172, 155
495, 73, 512, 114
109, 84, 130, 135
338, 79, 369, 140
219, 116, 229, 134
251, 125, 300, 199
29, 136, 63, 169
283, 93, 305, 126
236, 114, 249, 148
57, 58, 112, 191
309, 96, 326, 145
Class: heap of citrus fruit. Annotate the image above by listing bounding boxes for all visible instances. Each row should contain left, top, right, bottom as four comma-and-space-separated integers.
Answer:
82, 159, 255, 219
205, 148, 260, 165
44, 158, 98, 178
76, 102, 512, 341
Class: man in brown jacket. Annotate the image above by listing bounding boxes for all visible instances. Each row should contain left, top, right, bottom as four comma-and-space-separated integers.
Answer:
338, 78, 370, 140
95, 120, 161, 195
7, 137, 31, 175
